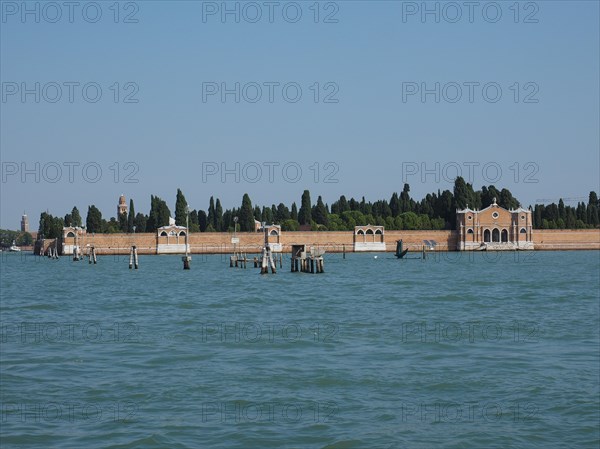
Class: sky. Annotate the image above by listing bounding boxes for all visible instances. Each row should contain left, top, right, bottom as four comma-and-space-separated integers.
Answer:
1, 0, 599, 229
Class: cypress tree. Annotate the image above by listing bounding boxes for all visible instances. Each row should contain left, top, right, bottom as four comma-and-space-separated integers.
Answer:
127, 199, 135, 232
240, 194, 255, 231
175, 189, 188, 226
298, 190, 312, 225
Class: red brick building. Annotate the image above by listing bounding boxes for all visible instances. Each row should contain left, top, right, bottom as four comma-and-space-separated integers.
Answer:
456, 198, 534, 250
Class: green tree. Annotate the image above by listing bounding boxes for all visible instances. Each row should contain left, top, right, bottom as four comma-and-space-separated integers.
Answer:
534, 205, 544, 228
207, 197, 216, 229
174, 189, 189, 226
16, 232, 33, 245
198, 210, 208, 232
588, 191, 599, 226
327, 213, 344, 231
146, 195, 171, 232
314, 195, 329, 226
298, 190, 312, 225
453, 177, 469, 210
467, 183, 482, 210
118, 212, 128, 232
221, 210, 233, 232
239, 193, 255, 232
261, 206, 273, 224
275, 203, 290, 222
291, 202, 298, 221
359, 196, 371, 215
400, 212, 419, 230
215, 198, 224, 231
105, 217, 121, 233
558, 199, 566, 222
71, 206, 82, 227
134, 213, 147, 233
400, 184, 412, 213
189, 209, 200, 232
481, 186, 501, 209
281, 219, 299, 231
127, 199, 135, 232
390, 192, 400, 217
499, 188, 519, 210
436, 190, 454, 227
86, 205, 103, 233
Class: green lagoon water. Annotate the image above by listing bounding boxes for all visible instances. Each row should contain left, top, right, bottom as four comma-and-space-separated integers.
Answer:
1, 251, 599, 448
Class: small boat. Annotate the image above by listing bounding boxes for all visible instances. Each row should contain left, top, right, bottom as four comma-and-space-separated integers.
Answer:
9, 241, 21, 252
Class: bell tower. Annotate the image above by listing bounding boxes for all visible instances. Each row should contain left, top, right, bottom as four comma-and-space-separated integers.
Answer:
118, 194, 128, 216
21, 213, 29, 232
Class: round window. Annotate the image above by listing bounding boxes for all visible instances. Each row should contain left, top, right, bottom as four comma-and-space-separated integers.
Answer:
521, 215, 525, 220
492, 212, 499, 219
468, 215, 472, 220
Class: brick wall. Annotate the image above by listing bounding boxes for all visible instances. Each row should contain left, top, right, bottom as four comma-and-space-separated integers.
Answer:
532, 229, 600, 250
43, 228, 600, 255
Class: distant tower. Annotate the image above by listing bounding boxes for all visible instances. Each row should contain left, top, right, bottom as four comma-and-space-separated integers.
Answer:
21, 213, 29, 232
118, 194, 128, 216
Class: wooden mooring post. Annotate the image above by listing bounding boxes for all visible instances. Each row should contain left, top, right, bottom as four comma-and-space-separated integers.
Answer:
258, 222, 276, 274
182, 210, 191, 270
47, 246, 59, 259
129, 245, 139, 269
49, 242, 59, 259
260, 246, 276, 274
230, 253, 247, 268
88, 246, 97, 264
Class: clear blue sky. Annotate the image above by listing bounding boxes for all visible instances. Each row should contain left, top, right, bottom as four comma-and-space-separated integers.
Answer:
1, 0, 599, 229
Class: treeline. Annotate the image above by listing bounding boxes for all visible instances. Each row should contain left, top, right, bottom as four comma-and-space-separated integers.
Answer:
37, 178, 600, 238
0, 229, 33, 247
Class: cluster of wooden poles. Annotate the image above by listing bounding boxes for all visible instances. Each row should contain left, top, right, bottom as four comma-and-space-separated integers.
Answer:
46, 246, 59, 259
229, 251, 284, 273
291, 255, 324, 273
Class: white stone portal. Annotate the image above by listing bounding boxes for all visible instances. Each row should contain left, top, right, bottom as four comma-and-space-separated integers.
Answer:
353, 225, 385, 252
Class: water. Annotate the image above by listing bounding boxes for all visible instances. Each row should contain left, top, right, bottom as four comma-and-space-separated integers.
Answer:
1, 251, 599, 448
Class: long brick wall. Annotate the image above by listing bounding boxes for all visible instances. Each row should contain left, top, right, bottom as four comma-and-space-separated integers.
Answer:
80, 230, 458, 254
531, 229, 600, 250
37, 229, 599, 255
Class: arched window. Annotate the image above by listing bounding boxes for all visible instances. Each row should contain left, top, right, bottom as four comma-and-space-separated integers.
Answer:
160, 231, 168, 237
467, 229, 474, 234
357, 230, 365, 235
501, 229, 508, 242
520, 228, 527, 233
179, 231, 186, 237
492, 228, 500, 242
269, 229, 279, 236
483, 229, 491, 242
66, 231, 75, 238
365, 229, 374, 235
375, 229, 383, 235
